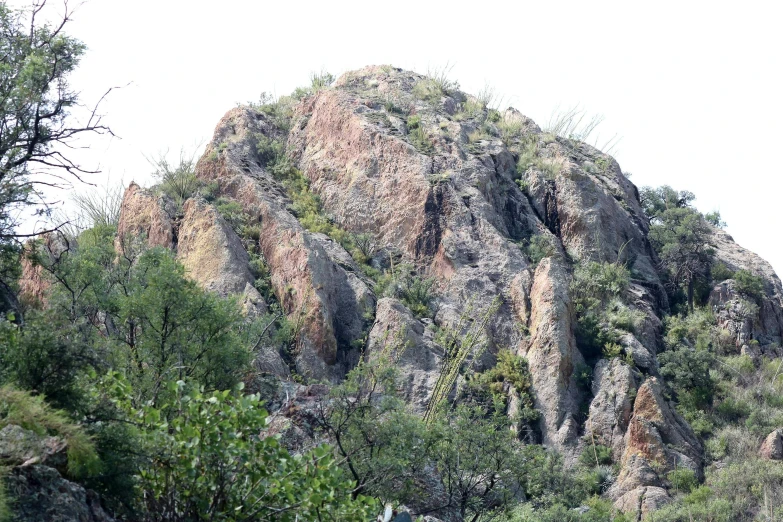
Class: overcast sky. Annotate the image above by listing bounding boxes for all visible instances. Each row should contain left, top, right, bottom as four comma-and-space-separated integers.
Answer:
16, 0, 783, 275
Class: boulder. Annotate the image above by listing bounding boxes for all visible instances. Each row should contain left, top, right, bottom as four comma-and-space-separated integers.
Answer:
0, 424, 113, 522
760, 429, 783, 460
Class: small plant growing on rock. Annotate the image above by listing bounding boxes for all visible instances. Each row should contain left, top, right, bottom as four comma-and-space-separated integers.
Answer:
406, 114, 433, 153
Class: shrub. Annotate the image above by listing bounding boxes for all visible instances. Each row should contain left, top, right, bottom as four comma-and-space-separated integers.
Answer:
658, 346, 714, 409
579, 444, 613, 467
0, 386, 99, 478
148, 150, 201, 208
734, 269, 764, 299
522, 234, 556, 266
406, 114, 433, 153
705, 210, 726, 228
711, 261, 734, 282
667, 468, 698, 494
118, 378, 375, 521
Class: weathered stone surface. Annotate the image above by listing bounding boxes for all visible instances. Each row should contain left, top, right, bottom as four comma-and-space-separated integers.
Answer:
614, 486, 671, 520
177, 198, 254, 296
586, 358, 638, 459
521, 258, 583, 457
366, 298, 444, 412
7, 465, 115, 522
115, 182, 175, 252
760, 429, 783, 460
0, 424, 67, 469
194, 107, 375, 382
610, 378, 702, 510
0, 425, 113, 522
711, 227, 783, 347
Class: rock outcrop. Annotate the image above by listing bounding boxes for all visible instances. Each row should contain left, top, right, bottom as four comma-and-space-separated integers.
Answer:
0, 424, 114, 522
608, 378, 702, 511
522, 258, 582, 456
115, 182, 175, 252
176, 198, 255, 296
104, 65, 783, 520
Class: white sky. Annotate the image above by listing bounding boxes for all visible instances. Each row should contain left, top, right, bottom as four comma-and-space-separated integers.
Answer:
14, 0, 783, 275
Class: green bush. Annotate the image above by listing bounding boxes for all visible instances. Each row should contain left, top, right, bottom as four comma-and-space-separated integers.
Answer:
711, 261, 734, 282
667, 468, 698, 494
522, 234, 556, 266
115, 377, 375, 521
579, 444, 613, 467
0, 386, 99, 478
406, 114, 433, 153
148, 151, 201, 209
734, 269, 764, 299
658, 346, 714, 409
375, 264, 434, 318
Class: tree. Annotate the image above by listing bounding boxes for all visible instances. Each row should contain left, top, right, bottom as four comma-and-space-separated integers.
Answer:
23, 227, 252, 407
639, 185, 695, 219
108, 376, 375, 521
642, 185, 714, 313
0, 1, 113, 312
649, 207, 714, 312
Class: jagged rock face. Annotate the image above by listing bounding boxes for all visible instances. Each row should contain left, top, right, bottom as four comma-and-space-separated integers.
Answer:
108, 65, 783, 518
194, 108, 375, 382
522, 258, 583, 457
608, 377, 702, 513
711, 227, 783, 347
587, 359, 638, 459
115, 182, 175, 252
366, 298, 444, 413
176, 198, 254, 296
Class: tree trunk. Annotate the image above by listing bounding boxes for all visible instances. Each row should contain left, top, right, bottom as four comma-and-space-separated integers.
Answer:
688, 278, 694, 314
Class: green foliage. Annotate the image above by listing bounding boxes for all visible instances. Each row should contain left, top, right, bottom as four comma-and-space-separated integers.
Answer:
667, 468, 698, 494
645, 186, 714, 312
705, 210, 726, 228
427, 298, 501, 423
579, 444, 613, 468
320, 352, 537, 520
0, 386, 99, 478
149, 150, 201, 209
733, 269, 764, 299
115, 377, 374, 521
469, 349, 539, 429
521, 234, 556, 266
639, 185, 695, 219
571, 261, 632, 359
213, 197, 248, 230
659, 346, 714, 409
24, 230, 250, 407
0, 1, 116, 315
374, 264, 434, 318
711, 261, 735, 282
654, 459, 783, 522
406, 114, 433, 153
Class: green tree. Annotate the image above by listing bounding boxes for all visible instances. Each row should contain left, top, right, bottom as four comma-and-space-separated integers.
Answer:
649, 207, 714, 312
0, 1, 112, 313
24, 227, 251, 406
109, 376, 375, 521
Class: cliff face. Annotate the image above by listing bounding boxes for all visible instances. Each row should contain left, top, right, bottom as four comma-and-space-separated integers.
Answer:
110, 66, 783, 518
